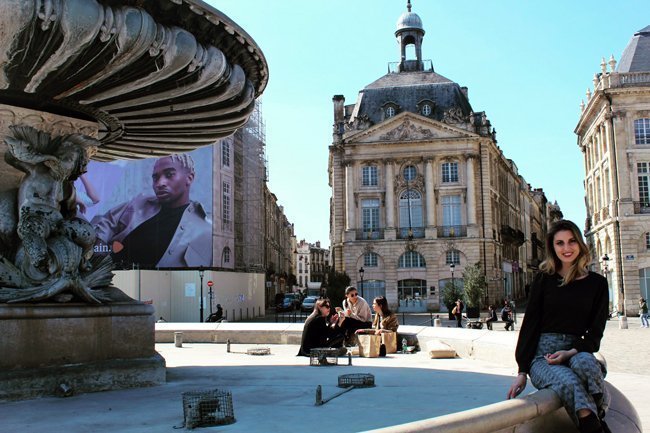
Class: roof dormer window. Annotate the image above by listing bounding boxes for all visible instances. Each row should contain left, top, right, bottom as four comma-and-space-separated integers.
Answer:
381, 102, 400, 120
417, 99, 435, 118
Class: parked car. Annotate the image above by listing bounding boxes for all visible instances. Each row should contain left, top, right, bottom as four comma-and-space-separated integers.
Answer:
301, 296, 319, 312
276, 293, 301, 312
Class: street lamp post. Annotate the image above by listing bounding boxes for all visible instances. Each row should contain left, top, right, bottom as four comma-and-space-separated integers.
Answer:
198, 267, 205, 323
601, 254, 610, 275
450, 263, 455, 289
358, 267, 365, 299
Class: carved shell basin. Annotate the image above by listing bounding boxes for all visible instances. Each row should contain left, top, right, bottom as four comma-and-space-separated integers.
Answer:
0, 0, 268, 161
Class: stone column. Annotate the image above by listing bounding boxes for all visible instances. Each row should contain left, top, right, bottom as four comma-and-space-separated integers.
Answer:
345, 163, 356, 231
466, 155, 477, 225
385, 160, 395, 228
424, 158, 436, 238
425, 158, 435, 227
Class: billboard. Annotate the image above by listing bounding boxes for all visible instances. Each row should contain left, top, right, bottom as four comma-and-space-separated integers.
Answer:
77, 146, 214, 269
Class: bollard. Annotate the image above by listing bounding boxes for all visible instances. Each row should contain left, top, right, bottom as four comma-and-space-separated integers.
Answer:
433, 318, 442, 327
348, 352, 352, 366
174, 331, 183, 348
226, 339, 231, 352
619, 316, 628, 329
315, 385, 323, 406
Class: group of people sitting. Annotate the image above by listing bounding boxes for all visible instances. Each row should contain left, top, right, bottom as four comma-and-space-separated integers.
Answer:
484, 300, 516, 331
297, 286, 398, 357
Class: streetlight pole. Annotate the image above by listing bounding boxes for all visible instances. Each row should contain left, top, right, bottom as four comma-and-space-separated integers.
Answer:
198, 267, 205, 323
450, 263, 455, 289
358, 267, 365, 299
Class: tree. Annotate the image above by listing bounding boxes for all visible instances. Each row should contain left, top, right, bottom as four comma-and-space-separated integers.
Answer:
441, 280, 464, 316
463, 262, 487, 309
325, 270, 351, 309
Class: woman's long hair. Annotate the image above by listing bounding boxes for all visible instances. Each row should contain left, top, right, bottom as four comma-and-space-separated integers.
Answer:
540, 219, 589, 285
308, 298, 331, 321
374, 296, 391, 317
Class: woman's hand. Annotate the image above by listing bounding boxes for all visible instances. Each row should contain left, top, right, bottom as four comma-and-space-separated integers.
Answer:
544, 349, 577, 365
507, 374, 527, 399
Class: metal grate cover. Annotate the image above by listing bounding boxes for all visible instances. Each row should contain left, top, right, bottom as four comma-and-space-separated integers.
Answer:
338, 373, 375, 388
309, 348, 340, 366
182, 389, 235, 429
246, 347, 271, 356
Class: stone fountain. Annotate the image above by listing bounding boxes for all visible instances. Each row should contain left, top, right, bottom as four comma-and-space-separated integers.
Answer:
0, 0, 267, 399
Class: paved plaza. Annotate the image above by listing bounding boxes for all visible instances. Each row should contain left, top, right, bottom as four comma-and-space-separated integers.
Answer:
0, 314, 647, 433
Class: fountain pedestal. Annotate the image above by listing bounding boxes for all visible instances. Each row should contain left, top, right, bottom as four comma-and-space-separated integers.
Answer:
0, 302, 165, 400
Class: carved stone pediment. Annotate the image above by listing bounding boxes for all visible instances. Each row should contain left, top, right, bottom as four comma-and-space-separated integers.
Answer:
344, 112, 477, 145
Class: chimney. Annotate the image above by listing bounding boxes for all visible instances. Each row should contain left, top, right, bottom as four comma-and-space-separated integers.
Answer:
332, 95, 345, 142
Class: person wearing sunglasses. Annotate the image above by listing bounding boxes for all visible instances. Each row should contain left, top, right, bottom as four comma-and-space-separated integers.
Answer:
297, 298, 345, 356
339, 286, 372, 344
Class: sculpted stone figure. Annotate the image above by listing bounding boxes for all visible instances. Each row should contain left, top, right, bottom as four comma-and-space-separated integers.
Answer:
0, 126, 120, 304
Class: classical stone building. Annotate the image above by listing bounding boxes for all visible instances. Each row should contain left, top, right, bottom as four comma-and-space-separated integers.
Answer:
328, 2, 560, 311
577, 26, 650, 315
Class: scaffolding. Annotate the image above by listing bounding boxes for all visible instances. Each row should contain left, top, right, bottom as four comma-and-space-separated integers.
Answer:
233, 100, 266, 272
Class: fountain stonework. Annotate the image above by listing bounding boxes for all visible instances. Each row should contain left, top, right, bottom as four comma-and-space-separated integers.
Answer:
0, 0, 267, 399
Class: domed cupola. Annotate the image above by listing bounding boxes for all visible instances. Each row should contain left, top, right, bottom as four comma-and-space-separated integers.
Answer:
395, 1, 426, 72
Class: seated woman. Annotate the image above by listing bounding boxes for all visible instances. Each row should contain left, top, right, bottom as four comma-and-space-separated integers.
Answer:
485, 304, 498, 330
297, 298, 345, 356
356, 296, 398, 335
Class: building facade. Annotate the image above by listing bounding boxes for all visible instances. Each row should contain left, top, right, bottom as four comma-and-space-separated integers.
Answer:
576, 26, 650, 315
328, 3, 559, 311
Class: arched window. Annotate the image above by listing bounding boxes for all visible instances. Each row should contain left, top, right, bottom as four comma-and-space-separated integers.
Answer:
398, 251, 425, 268
399, 189, 423, 237
446, 250, 460, 265
222, 247, 231, 264
422, 104, 432, 116
386, 106, 396, 118
364, 252, 379, 267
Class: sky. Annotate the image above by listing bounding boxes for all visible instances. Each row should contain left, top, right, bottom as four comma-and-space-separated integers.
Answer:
211, 0, 648, 248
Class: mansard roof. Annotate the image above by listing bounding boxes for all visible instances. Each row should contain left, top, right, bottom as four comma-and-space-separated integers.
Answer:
349, 70, 473, 125
618, 26, 650, 73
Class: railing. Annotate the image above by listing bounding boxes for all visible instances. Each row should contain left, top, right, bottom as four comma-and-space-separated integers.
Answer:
633, 201, 650, 214
397, 227, 425, 239
619, 72, 650, 86
355, 229, 385, 240
437, 225, 467, 238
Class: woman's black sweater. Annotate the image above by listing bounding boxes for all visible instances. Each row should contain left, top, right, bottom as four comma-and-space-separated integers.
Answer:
515, 271, 609, 374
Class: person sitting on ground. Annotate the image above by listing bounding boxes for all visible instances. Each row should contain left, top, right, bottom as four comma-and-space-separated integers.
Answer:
356, 295, 399, 335
339, 286, 372, 344
297, 298, 345, 356
485, 304, 498, 330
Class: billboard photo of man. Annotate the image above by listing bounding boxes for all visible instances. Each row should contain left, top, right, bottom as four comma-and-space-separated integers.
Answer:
91, 153, 212, 268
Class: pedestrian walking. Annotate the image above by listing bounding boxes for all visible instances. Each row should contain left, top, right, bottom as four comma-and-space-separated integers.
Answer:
640, 298, 649, 328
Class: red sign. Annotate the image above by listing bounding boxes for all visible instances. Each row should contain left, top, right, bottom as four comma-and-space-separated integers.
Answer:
207, 281, 214, 287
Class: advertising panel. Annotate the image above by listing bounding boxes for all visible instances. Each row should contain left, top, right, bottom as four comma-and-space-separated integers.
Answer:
76, 146, 214, 269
